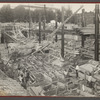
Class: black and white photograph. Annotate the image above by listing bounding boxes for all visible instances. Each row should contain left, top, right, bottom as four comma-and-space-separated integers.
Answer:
0, 3, 99, 97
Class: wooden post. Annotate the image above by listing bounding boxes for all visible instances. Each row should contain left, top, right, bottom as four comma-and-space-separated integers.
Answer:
39, 13, 41, 44
28, 6, 31, 38
43, 4, 46, 40
43, 5, 46, 31
55, 13, 58, 42
82, 9, 85, 27
61, 7, 64, 58
81, 35, 85, 47
81, 9, 85, 47
95, 4, 99, 61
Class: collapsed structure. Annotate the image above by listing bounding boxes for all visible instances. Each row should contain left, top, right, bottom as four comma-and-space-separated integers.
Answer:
0, 4, 100, 97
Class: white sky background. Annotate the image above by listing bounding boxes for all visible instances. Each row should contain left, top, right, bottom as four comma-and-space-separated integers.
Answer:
0, 3, 97, 13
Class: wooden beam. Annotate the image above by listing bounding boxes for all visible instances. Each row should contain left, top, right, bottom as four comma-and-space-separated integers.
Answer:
95, 4, 99, 61
43, 4, 46, 40
28, 6, 31, 38
55, 13, 58, 42
61, 6, 64, 58
81, 9, 86, 47
39, 13, 41, 43
81, 9, 86, 27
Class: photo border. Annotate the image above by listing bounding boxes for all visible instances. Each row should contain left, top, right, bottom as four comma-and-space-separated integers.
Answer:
0, 0, 99, 100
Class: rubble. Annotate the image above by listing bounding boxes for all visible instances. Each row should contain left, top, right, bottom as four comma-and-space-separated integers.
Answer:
1, 39, 100, 97
0, 69, 28, 96
0, 7, 100, 96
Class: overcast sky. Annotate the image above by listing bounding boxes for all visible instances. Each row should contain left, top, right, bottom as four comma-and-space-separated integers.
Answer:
0, 3, 96, 13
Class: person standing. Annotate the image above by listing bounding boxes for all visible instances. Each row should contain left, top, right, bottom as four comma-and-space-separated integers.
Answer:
75, 64, 79, 78
88, 73, 92, 88
63, 69, 68, 78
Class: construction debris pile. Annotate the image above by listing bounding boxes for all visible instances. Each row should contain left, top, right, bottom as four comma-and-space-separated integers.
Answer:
0, 33, 100, 97
0, 4, 100, 96
0, 67, 28, 96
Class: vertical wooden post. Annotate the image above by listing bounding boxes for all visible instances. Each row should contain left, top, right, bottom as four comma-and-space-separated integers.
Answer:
81, 9, 85, 47
28, 6, 31, 38
55, 13, 58, 42
43, 5, 46, 40
39, 13, 41, 44
43, 5, 46, 31
81, 35, 85, 47
95, 4, 99, 61
82, 9, 85, 27
61, 7, 64, 58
